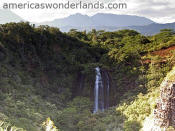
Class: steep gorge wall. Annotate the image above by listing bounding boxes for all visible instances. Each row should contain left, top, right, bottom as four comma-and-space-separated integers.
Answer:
152, 67, 175, 130
154, 83, 175, 128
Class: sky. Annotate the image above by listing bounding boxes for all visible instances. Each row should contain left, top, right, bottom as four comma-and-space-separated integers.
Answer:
0, 0, 175, 23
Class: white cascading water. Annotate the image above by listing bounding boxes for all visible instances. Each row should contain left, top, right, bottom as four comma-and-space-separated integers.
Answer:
94, 67, 105, 113
106, 72, 110, 109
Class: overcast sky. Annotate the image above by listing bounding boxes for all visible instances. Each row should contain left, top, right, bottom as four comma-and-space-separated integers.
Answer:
0, 0, 175, 23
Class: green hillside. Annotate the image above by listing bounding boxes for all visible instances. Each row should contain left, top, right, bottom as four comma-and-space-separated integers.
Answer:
0, 22, 175, 131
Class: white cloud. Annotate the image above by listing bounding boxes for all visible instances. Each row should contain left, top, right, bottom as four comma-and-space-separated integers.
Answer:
0, 0, 175, 23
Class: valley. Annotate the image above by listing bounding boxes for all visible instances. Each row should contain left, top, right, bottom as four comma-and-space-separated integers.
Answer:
0, 22, 175, 130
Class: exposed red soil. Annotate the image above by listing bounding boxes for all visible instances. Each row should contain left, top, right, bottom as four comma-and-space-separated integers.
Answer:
152, 46, 175, 57
142, 46, 175, 64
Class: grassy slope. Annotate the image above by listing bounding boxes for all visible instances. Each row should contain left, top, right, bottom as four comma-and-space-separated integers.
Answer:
0, 63, 65, 130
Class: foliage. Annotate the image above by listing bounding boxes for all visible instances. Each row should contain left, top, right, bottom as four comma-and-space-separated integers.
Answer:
0, 22, 175, 130
0, 120, 26, 131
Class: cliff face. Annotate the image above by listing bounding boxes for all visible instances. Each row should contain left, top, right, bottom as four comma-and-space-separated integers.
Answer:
154, 83, 175, 128
152, 67, 175, 130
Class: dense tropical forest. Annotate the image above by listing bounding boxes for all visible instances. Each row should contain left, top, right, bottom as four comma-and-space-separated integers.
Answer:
0, 22, 175, 131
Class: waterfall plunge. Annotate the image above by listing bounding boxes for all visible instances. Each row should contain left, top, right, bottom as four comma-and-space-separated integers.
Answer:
106, 72, 110, 109
94, 67, 110, 113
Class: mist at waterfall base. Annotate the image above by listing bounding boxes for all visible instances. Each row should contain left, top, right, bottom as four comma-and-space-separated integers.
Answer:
93, 67, 110, 113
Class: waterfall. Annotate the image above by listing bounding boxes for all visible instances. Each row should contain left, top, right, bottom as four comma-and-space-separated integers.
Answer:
106, 72, 110, 109
93, 67, 105, 113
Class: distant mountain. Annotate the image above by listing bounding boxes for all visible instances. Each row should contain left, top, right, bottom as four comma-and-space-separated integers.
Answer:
1, 10, 173, 35
0, 9, 23, 24
39, 13, 175, 35
80, 23, 175, 35
126, 23, 175, 35
40, 13, 154, 30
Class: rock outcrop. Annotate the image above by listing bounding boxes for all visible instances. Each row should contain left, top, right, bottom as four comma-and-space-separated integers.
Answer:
152, 67, 175, 130
154, 83, 175, 127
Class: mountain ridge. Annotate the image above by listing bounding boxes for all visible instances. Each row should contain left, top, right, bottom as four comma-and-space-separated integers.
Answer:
1, 10, 175, 35
38, 13, 175, 35
39, 13, 155, 28
0, 9, 23, 24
